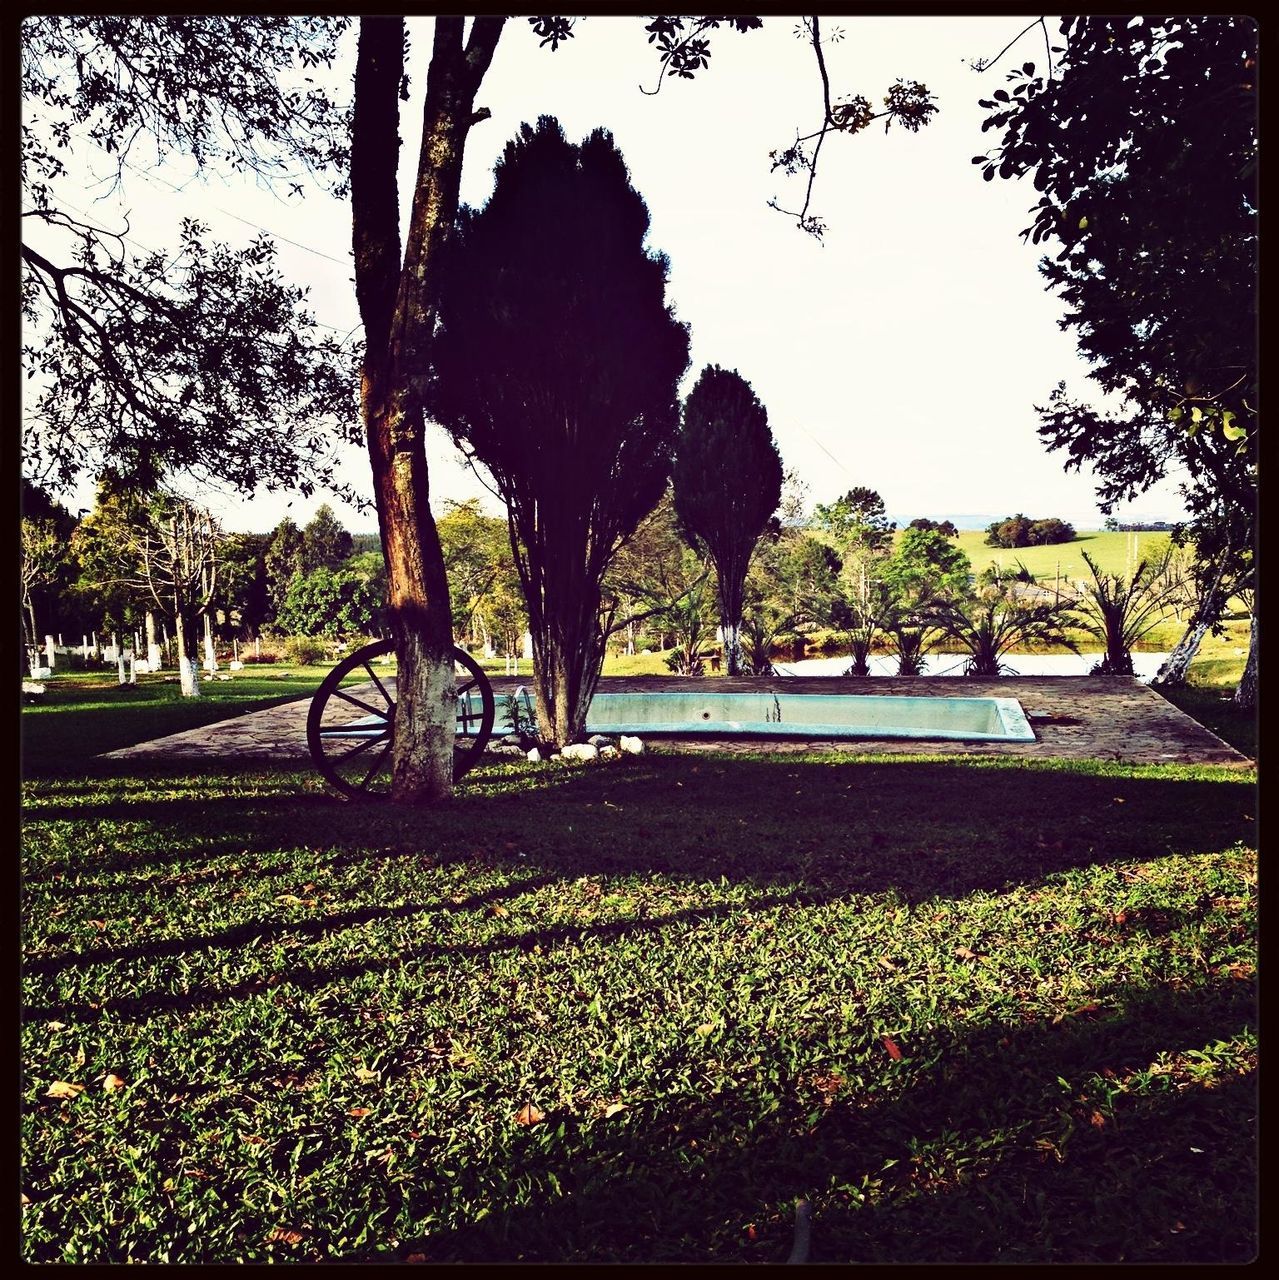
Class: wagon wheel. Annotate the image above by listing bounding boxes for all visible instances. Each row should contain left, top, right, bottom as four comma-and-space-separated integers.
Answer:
306, 639, 495, 800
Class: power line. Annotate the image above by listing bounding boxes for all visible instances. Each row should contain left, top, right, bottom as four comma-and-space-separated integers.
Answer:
121, 158, 354, 267
25, 194, 361, 339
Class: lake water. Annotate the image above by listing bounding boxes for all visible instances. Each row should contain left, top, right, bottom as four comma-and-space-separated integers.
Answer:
773, 652, 1172, 683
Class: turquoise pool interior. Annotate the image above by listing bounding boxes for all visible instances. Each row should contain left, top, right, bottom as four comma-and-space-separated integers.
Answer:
487, 690, 1036, 743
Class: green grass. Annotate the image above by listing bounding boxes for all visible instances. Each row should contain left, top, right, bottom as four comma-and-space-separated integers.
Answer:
22, 748, 1256, 1263
21, 669, 331, 770
954, 529, 1173, 584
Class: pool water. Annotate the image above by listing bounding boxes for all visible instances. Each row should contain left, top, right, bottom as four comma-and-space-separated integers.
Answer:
490, 691, 1035, 742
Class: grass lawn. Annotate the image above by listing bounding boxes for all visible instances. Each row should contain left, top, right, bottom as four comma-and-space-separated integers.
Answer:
22, 667, 365, 771
21, 740, 1256, 1263
953, 528, 1174, 584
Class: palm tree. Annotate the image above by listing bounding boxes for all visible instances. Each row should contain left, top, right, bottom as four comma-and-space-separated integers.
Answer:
1070, 549, 1180, 675
929, 566, 1076, 677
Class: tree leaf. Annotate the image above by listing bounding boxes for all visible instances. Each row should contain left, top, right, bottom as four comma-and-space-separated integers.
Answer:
45, 1080, 85, 1099
102, 1073, 126, 1092
515, 1103, 545, 1126
881, 1035, 903, 1061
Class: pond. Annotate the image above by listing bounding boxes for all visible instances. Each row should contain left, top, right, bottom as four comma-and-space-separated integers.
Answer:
773, 652, 1173, 682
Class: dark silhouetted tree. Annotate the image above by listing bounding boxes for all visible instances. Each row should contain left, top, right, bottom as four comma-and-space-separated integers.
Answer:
429, 117, 690, 745
672, 366, 783, 675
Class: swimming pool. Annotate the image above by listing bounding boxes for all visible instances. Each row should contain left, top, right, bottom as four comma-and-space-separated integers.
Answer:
492, 691, 1036, 743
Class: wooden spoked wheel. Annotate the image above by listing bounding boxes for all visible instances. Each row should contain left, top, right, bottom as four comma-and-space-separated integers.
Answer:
306, 639, 495, 800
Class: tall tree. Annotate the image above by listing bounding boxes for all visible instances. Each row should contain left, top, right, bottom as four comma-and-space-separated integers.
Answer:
973, 15, 1257, 706
812, 487, 895, 555
218, 533, 273, 639
300, 503, 354, 575
25, 15, 937, 798
740, 527, 840, 675
436, 500, 526, 656
20, 519, 62, 668
263, 518, 305, 621
604, 490, 713, 660
672, 366, 783, 675
429, 117, 690, 745
884, 527, 971, 608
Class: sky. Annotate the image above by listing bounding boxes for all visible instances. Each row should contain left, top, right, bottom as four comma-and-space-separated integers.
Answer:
31, 15, 1192, 533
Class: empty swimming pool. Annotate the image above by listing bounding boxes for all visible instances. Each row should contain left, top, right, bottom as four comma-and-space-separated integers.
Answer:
492, 691, 1036, 742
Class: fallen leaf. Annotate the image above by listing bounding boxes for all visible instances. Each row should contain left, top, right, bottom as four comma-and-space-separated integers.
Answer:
264, 1228, 304, 1244
21, 1194, 31, 1206
1089, 1109, 1106, 1129
488, 904, 509, 918
102, 1073, 126, 1093
87, 920, 108, 931
353, 1067, 378, 1083
515, 1104, 545, 1126
405, 1253, 429, 1264
45, 1021, 66, 1032
1112, 797, 1126, 804
45, 1081, 84, 1100
240, 1133, 265, 1145
881, 1036, 903, 1061
348, 1107, 372, 1117
604, 1101, 627, 1118
954, 946, 980, 961
695, 1023, 715, 1036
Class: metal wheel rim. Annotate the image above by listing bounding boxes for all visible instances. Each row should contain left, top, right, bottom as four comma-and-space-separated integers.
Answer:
306, 640, 495, 800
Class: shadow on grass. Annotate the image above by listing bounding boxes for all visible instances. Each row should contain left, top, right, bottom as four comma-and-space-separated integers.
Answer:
23, 885, 831, 1023
24, 756, 1256, 903
350, 975, 1257, 1265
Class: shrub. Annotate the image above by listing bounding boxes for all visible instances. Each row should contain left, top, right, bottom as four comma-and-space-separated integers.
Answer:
284, 635, 329, 666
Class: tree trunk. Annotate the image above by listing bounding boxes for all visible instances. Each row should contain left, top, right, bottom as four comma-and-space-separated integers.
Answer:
531, 630, 602, 748
1153, 543, 1232, 689
721, 620, 742, 676
146, 610, 162, 669
23, 594, 37, 654
1234, 598, 1257, 711
1152, 620, 1211, 688
203, 612, 218, 671
174, 609, 200, 698
351, 16, 504, 803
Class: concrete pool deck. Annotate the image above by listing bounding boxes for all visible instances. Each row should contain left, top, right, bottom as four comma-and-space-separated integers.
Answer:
101, 675, 1250, 767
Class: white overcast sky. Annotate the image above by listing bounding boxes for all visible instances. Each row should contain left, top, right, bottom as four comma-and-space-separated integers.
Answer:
39, 15, 1191, 532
